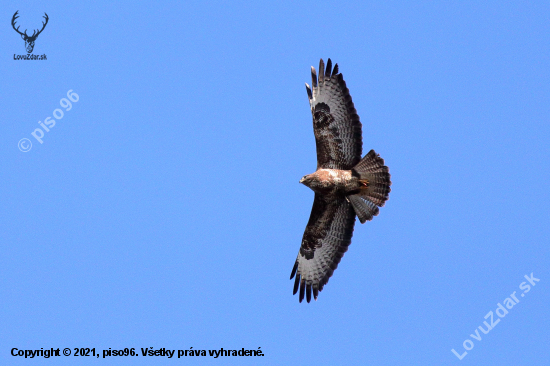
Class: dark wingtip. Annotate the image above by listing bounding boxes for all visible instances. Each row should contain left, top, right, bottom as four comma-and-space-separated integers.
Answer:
311, 66, 318, 87
290, 261, 298, 280
325, 58, 332, 77
332, 63, 339, 76
293, 274, 300, 295
305, 83, 312, 100
299, 279, 305, 303
306, 283, 312, 303
319, 59, 325, 83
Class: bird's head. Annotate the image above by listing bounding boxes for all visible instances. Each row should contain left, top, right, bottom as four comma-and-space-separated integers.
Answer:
299, 174, 313, 187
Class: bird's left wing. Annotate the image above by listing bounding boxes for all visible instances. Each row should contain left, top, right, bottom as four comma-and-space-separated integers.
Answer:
306, 58, 363, 170
290, 194, 356, 303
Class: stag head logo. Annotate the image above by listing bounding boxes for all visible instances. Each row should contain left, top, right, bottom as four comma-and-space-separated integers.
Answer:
12, 11, 49, 54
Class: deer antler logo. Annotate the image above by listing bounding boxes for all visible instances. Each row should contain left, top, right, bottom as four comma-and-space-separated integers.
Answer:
12, 11, 49, 54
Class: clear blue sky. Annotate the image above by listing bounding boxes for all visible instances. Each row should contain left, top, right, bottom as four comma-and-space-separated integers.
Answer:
1, 1, 549, 365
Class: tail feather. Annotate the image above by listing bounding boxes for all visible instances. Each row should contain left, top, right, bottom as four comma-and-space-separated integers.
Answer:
348, 195, 379, 223
353, 150, 390, 176
348, 150, 391, 223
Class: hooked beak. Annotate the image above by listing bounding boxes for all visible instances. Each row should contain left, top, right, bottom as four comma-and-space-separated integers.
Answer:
299, 177, 305, 184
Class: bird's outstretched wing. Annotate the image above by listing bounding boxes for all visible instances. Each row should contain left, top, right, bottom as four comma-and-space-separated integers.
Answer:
290, 194, 356, 303
306, 58, 362, 170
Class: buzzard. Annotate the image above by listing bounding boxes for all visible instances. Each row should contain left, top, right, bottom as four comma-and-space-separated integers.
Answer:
290, 58, 391, 303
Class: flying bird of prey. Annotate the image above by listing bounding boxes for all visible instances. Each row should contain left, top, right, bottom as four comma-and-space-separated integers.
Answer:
290, 58, 391, 303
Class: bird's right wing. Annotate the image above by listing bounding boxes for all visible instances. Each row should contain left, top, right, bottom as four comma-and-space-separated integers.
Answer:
290, 194, 356, 303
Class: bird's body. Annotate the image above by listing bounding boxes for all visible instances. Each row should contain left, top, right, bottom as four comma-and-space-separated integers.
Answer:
300, 169, 358, 196
290, 59, 392, 303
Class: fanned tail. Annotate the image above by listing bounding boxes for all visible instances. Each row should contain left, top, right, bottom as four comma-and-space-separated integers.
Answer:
347, 150, 391, 223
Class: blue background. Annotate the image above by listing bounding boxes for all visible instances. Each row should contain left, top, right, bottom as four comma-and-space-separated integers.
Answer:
1, 1, 549, 365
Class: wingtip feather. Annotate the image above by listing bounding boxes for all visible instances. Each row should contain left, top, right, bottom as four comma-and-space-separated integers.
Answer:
290, 261, 298, 279
311, 66, 317, 87
325, 58, 332, 77
305, 83, 312, 100
293, 274, 300, 295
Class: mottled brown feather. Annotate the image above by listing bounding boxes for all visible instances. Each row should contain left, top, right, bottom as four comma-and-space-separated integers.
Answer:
290, 194, 355, 302
308, 59, 362, 170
